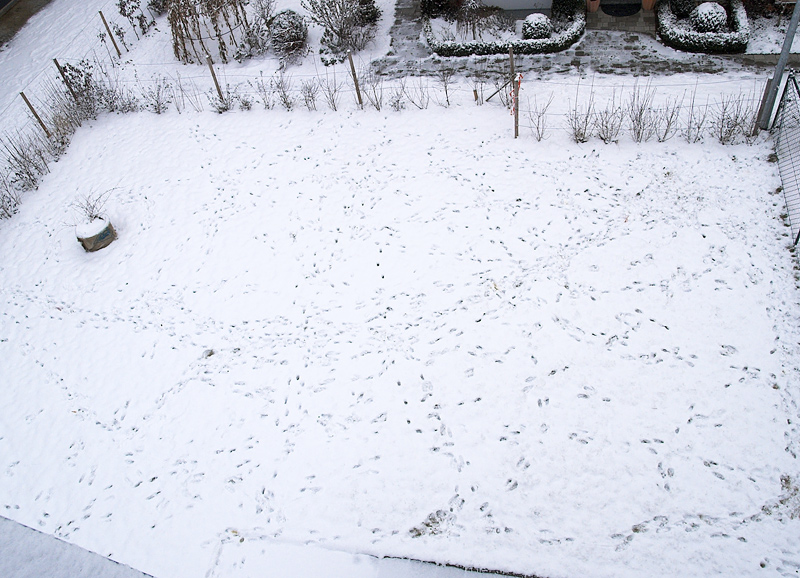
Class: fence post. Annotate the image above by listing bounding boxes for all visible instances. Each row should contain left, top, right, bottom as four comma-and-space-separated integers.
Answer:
509, 47, 519, 138
54, 58, 79, 103
206, 54, 224, 101
20, 92, 51, 138
347, 51, 363, 109
99, 11, 122, 58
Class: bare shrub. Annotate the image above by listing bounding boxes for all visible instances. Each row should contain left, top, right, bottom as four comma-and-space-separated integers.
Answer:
238, 91, 254, 110
207, 84, 238, 113
301, 78, 319, 111
274, 73, 296, 110
709, 93, 742, 144
254, 73, 275, 109
362, 69, 384, 111
1, 130, 50, 191
319, 70, 343, 111
656, 95, 683, 142
0, 171, 21, 219
683, 84, 708, 143
709, 92, 759, 145
139, 74, 172, 114
626, 81, 656, 143
594, 91, 623, 144
436, 67, 455, 107
72, 189, 113, 222
405, 76, 430, 110
527, 93, 553, 142
174, 72, 204, 112
470, 73, 487, 105
389, 79, 406, 111
492, 75, 513, 109
566, 85, 595, 144
112, 22, 130, 52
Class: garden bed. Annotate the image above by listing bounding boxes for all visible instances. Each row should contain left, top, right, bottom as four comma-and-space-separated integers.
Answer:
424, 9, 585, 56
657, 0, 750, 53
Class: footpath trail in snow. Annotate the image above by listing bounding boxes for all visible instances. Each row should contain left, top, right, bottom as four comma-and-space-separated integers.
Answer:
1, 104, 800, 578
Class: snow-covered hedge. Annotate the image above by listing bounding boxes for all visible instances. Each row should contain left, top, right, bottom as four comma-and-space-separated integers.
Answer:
425, 10, 585, 56
657, 0, 749, 53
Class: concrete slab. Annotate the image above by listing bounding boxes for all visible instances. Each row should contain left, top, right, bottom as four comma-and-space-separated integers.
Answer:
0, 516, 155, 578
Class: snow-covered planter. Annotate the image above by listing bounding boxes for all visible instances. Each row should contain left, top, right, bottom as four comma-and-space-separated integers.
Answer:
657, 0, 749, 53
76, 218, 116, 252
690, 2, 727, 32
425, 9, 584, 56
522, 13, 553, 40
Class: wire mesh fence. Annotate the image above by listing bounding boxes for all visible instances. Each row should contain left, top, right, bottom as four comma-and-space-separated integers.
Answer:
774, 73, 800, 246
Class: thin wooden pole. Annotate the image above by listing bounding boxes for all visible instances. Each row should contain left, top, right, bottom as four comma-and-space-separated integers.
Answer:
20, 92, 51, 138
347, 51, 363, 109
54, 58, 79, 103
206, 54, 224, 101
509, 47, 519, 138
99, 11, 122, 58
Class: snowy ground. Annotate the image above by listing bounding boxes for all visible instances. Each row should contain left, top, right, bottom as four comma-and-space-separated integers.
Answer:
1, 2, 800, 578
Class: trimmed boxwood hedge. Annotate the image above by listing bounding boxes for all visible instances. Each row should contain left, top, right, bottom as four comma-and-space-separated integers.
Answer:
657, 0, 749, 53
424, 10, 585, 56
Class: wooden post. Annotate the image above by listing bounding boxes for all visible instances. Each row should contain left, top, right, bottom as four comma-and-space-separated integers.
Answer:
54, 58, 79, 103
99, 11, 122, 58
20, 92, 51, 138
509, 47, 519, 138
206, 54, 224, 101
347, 51, 363, 109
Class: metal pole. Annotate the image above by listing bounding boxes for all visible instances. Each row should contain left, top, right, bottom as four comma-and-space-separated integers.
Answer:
758, 0, 800, 129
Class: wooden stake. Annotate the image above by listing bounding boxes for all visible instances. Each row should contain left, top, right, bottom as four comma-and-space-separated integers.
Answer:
99, 11, 122, 58
20, 92, 51, 138
510, 47, 519, 138
54, 58, 79, 103
206, 54, 224, 101
347, 51, 363, 109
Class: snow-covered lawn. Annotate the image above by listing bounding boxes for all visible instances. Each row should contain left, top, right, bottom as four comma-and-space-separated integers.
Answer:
1, 100, 799, 578
1, 1, 800, 578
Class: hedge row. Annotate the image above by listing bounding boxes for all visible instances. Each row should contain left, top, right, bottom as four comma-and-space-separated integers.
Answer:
424, 11, 585, 57
656, 0, 749, 53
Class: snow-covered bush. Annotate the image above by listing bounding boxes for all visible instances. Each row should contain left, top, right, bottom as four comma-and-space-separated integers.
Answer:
270, 10, 308, 63
522, 13, 553, 40
425, 6, 584, 56
302, 0, 381, 62
657, 0, 749, 53
690, 2, 727, 32
670, 0, 696, 18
